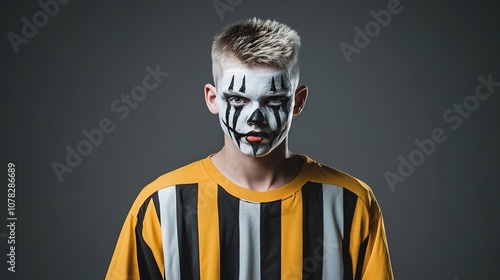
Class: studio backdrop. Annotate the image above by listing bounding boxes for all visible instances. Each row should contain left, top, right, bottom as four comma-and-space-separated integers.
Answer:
1, 0, 499, 279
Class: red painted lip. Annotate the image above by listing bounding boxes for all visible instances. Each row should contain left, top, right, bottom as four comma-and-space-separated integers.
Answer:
246, 135, 263, 142
244, 131, 268, 142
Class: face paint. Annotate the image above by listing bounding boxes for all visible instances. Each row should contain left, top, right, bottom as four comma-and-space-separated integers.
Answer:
215, 67, 294, 157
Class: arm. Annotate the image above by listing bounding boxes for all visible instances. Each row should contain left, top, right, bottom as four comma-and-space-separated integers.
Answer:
359, 209, 394, 280
349, 195, 394, 280
106, 196, 164, 280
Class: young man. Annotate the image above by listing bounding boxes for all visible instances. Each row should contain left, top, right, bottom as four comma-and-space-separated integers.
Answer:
106, 18, 393, 280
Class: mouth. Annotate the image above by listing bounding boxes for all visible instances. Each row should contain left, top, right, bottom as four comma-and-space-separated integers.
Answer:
244, 131, 269, 143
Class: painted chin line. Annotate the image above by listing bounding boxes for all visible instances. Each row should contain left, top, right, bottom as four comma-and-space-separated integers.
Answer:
237, 128, 288, 157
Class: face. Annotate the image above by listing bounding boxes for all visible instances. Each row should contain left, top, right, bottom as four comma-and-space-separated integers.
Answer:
214, 66, 295, 157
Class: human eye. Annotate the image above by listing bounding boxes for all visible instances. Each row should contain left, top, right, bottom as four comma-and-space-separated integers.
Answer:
228, 96, 248, 106
267, 96, 285, 106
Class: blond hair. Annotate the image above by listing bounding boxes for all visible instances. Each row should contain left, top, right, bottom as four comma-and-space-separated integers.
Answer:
211, 18, 301, 88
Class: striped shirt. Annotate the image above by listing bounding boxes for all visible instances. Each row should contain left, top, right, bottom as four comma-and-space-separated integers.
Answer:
106, 155, 393, 280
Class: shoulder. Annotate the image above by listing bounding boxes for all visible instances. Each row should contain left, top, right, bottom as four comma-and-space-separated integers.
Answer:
305, 155, 378, 211
128, 157, 210, 214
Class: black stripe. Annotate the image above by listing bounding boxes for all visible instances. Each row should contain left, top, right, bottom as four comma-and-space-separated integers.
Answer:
176, 184, 200, 280
282, 95, 291, 116
152, 192, 161, 225
280, 75, 288, 90
225, 99, 233, 141
239, 75, 246, 93
270, 76, 277, 92
135, 195, 163, 280
233, 106, 243, 148
342, 189, 358, 280
269, 106, 281, 148
354, 235, 369, 280
302, 182, 324, 280
218, 186, 240, 280
228, 75, 234, 91
260, 201, 281, 279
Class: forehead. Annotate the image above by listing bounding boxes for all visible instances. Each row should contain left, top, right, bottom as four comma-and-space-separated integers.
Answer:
219, 67, 289, 94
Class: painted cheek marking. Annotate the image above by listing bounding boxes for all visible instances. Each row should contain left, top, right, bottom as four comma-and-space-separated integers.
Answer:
273, 96, 291, 146
279, 75, 291, 116
233, 106, 243, 128
282, 96, 291, 116
224, 101, 233, 141
222, 117, 244, 139
224, 75, 235, 140
232, 106, 243, 148
270, 106, 281, 147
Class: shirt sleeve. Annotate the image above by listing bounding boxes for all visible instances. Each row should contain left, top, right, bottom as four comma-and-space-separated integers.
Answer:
105, 196, 164, 280
352, 195, 394, 280
360, 208, 394, 279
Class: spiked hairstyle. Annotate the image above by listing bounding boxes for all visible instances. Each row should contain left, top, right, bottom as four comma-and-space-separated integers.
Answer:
211, 18, 301, 89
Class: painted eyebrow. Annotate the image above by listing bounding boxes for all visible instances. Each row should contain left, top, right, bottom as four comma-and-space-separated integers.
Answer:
267, 89, 289, 95
223, 90, 289, 96
222, 91, 249, 100
223, 90, 246, 96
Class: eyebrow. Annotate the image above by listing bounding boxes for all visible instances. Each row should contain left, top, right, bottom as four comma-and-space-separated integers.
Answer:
222, 90, 289, 96
268, 89, 289, 95
223, 91, 245, 97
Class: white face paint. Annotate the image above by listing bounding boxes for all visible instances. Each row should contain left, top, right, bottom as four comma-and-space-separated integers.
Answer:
215, 66, 294, 157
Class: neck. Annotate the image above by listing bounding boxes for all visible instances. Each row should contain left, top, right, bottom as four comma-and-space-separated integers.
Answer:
211, 136, 303, 191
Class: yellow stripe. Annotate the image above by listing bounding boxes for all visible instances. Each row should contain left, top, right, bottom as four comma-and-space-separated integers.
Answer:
281, 190, 303, 279
105, 214, 139, 279
201, 155, 315, 203
197, 181, 220, 280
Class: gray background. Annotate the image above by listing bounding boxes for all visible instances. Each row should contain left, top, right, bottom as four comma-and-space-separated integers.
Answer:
1, 0, 499, 279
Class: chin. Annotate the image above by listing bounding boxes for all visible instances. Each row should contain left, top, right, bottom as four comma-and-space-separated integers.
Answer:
237, 143, 275, 158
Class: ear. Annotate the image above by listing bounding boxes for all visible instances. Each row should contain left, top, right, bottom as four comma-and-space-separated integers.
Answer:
204, 83, 219, 115
293, 85, 308, 116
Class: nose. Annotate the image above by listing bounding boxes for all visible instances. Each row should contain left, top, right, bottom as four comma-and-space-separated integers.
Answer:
247, 109, 266, 126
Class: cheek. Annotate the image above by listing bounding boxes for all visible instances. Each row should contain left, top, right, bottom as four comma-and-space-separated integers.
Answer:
216, 99, 230, 130
281, 100, 294, 124
215, 96, 227, 111
233, 106, 253, 129
216, 97, 232, 122
265, 105, 291, 128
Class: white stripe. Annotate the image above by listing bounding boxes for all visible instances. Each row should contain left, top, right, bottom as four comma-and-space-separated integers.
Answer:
158, 186, 180, 280
239, 200, 261, 280
322, 184, 344, 280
